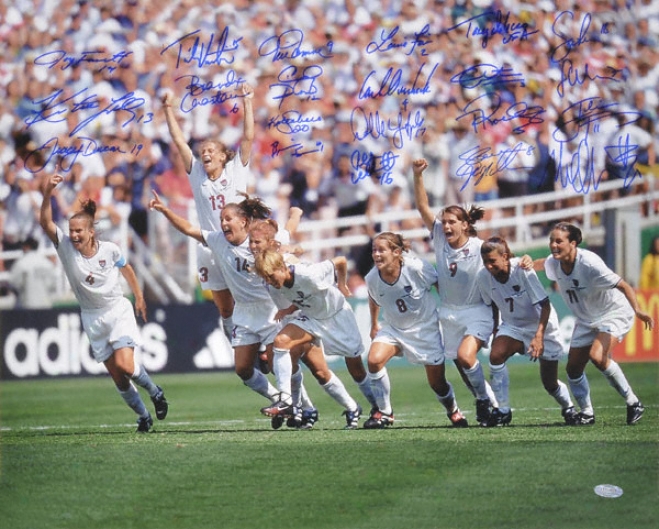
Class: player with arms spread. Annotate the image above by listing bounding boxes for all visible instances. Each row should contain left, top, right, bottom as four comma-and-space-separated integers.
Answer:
40, 173, 168, 433
149, 192, 287, 418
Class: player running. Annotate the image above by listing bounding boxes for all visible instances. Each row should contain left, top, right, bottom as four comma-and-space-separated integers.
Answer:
363, 232, 468, 429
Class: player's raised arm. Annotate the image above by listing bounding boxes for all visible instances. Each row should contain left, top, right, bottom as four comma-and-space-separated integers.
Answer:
238, 83, 255, 167
412, 158, 436, 231
149, 191, 204, 243
161, 91, 193, 173
40, 173, 64, 244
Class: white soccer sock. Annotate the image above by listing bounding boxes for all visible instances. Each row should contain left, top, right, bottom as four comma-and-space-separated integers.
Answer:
464, 361, 491, 401
602, 360, 638, 405
221, 316, 234, 341
118, 382, 149, 417
291, 367, 314, 409
435, 382, 457, 413
131, 364, 159, 397
549, 380, 574, 410
244, 369, 279, 401
489, 362, 510, 412
485, 380, 499, 408
368, 368, 392, 415
299, 383, 315, 410
357, 376, 378, 409
322, 372, 358, 411
568, 373, 593, 416
272, 348, 293, 403
291, 367, 302, 406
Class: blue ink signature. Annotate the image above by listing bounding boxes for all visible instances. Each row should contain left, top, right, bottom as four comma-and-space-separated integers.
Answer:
350, 149, 399, 186
556, 60, 625, 98
446, 10, 538, 48
267, 111, 323, 134
270, 65, 323, 109
456, 142, 535, 190
24, 88, 153, 137
271, 140, 324, 158
550, 11, 591, 62
33, 50, 133, 73
24, 89, 152, 136
365, 24, 432, 56
358, 63, 439, 100
178, 72, 246, 95
351, 108, 426, 149
258, 29, 334, 63
604, 134, 645, 188
176, 71, 247, 112
551, 133, 603, 194
161, 28, 242, 68
457, 93, 545, 134
555, 98, 639, 142
450, 64, 525, 90
24, 136, 131, 174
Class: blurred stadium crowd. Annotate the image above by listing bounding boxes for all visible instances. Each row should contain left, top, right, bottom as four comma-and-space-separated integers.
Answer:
0, 0, 657, 303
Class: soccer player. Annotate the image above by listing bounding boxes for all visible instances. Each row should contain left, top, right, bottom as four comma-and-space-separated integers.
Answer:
161, 83, 254, 341
476, 236, 577, 426
541, 222, 652, 425
362, 232, 468, 429
412, 158, 498, 425
149, 192, 285, 418
254, 248, 376, 428
40, 173, 168, 433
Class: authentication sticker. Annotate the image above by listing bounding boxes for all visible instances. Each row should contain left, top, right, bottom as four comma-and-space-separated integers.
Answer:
594, 484, 623, 498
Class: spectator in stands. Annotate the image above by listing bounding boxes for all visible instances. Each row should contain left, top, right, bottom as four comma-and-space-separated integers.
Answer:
1, 161, 42, 268
318, 153, 377, 236
8, 236, 58, 309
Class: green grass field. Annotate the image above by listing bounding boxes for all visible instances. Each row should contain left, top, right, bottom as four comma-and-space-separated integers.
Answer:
1, 362, 657, 529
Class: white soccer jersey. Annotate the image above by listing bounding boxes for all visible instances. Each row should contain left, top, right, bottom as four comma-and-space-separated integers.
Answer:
365, 254, 439, 330
544, 249, 633, 325
55, 226, 126, 311
202, 230, 272, 305
477, 258, 555, 330
431, 220, 485, 307
189, 156, 249, 231
266, 260, 344, 320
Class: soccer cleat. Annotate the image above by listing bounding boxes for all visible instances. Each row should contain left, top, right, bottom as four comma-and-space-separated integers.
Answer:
363, 409, 394, 429
151, 386, 169, 420
575, 412, 595, 425
447, 408, 469, 428
626, 401, 644, 425
476, 398, 492, 426
561, 406, 580, 426
136, 413, 153, 433
342, 405, 362, 430
296, 408, 319, 430
485, 408, 512, 427
284, 407, 303, 428
260, 394, 296, 418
